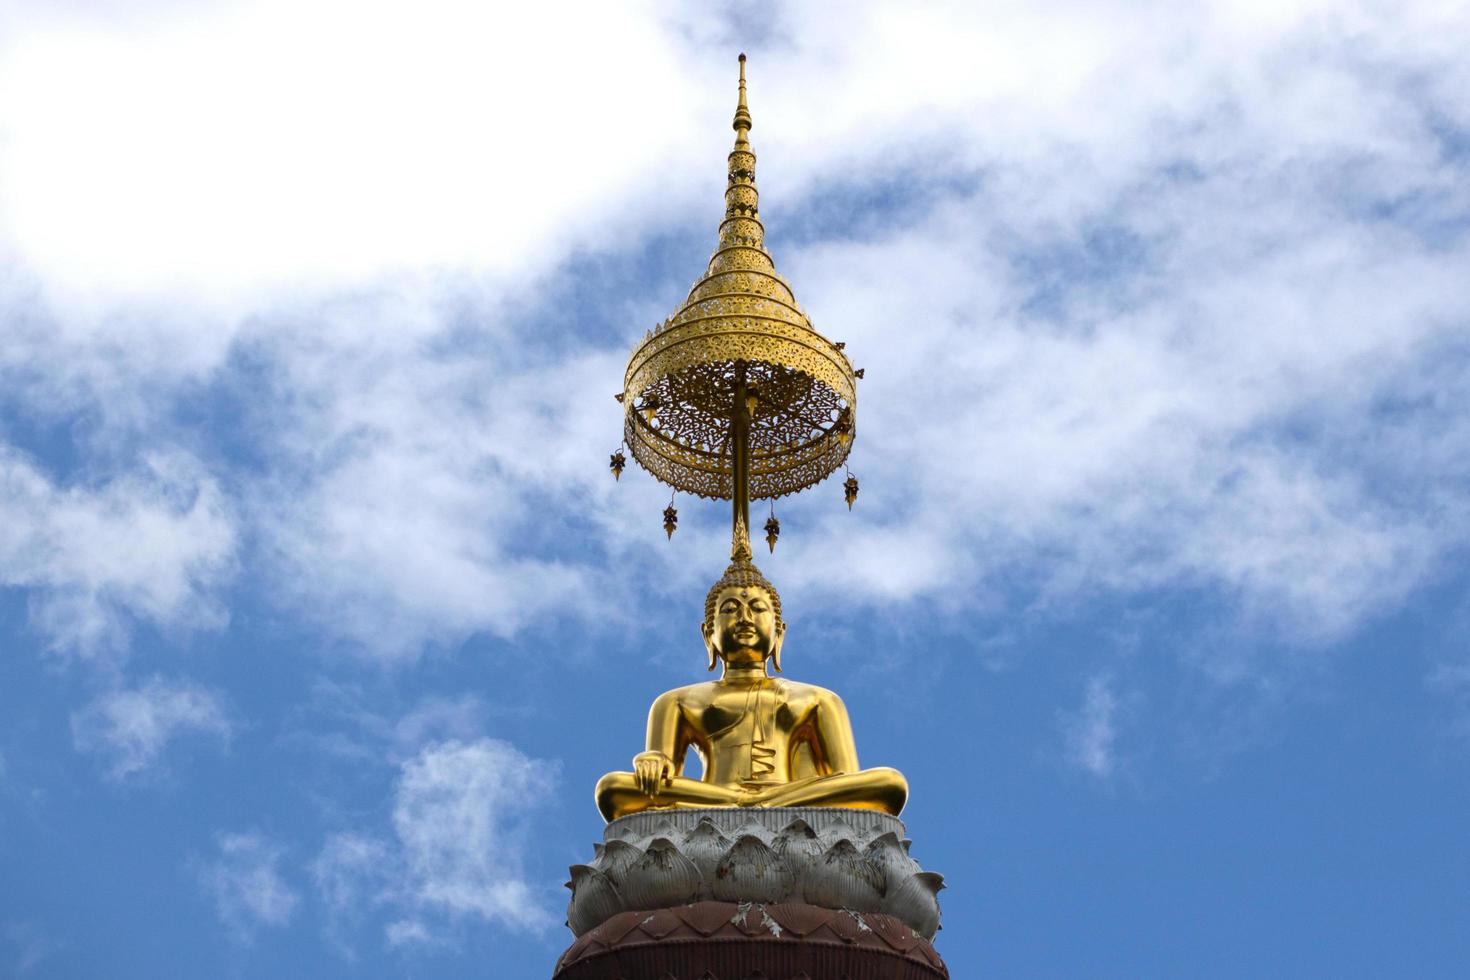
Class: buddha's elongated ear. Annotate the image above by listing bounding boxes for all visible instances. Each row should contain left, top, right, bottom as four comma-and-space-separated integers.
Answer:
701, 620, 717, 671
771, 621, 786, 673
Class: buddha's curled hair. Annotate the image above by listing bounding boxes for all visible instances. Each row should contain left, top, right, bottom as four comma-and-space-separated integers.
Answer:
703, 559, 784, 628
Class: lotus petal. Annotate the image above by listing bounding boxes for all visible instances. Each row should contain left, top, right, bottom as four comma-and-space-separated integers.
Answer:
567, 865, 624, 936
815, 817, 857, 851
881, 870, 943, 938
729, 817, 774, 846
619, 838, 702, 910
712, 834, 793, 903
802, 839, 883, 912
605, 820, 639, 842
597, 839, 642, 880
865, 831, 920, 886
917, 871, 946, 897
772, 818, 824, 880
644, 815, 679, 842
681, 817, 731, 893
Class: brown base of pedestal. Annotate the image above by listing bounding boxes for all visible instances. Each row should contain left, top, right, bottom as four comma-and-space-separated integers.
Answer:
552, 901, 948, 980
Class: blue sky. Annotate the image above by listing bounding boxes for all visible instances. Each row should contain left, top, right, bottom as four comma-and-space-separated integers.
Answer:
2, 1, 1469, 977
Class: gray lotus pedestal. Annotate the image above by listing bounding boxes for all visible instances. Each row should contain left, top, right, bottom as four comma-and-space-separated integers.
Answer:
554, 806, 948, 980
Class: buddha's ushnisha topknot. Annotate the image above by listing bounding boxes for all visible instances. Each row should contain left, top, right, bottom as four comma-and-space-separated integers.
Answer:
704, 559, 783, 628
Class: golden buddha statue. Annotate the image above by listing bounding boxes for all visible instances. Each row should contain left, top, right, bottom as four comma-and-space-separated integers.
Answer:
595, 558, 908, 821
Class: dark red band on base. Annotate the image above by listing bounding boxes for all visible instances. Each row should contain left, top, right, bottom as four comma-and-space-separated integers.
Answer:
553, 901, 948, 980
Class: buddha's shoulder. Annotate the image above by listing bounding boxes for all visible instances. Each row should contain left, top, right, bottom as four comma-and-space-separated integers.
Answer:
651, 681, 722, 707
771, 677, 842, 702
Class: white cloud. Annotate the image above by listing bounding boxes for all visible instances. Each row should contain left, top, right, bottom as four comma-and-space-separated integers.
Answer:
384, 918, 433, 948
0, 0, 711, 299
779, 180, 1464, 639
71, 677, 232, 779
196, 832, 300, 941
310, 832, 393, 956
390, 696, 487, 757
391, 738, 557, 931
312, 833, 392, 915
0, 0, 1466, 664
310, 736, 558, 949
242, 297, 621, 656
0, 448, 236, 654
1061, 674, 1127, 778
763, 3, 1470, 640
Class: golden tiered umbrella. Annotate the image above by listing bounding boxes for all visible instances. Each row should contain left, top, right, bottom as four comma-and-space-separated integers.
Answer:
616, 55, 860, 557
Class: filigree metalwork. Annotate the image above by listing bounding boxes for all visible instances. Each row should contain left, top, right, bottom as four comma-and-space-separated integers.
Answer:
626, 355, 853, 502
619, 62, 857, 506
617, 51, 862, 571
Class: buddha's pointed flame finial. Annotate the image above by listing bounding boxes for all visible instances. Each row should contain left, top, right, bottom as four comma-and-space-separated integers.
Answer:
732, 514, 753, 562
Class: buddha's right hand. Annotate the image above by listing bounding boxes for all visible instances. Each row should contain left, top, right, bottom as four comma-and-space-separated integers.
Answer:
632, 751, 673, 796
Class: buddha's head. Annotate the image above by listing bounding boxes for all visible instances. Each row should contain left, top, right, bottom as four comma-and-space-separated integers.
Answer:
702, 559, 786, 673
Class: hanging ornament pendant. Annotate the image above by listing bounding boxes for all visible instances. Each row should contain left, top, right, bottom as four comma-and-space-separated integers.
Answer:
844, 473, 860, 510
663, 502, 679, 539
764, 513, 781, 553
609, 448, 626, 481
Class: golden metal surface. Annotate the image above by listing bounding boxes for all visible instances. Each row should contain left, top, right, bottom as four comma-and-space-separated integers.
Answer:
595, 57, 905, 823
620, 53, 858, 513
595, 561, 908, 821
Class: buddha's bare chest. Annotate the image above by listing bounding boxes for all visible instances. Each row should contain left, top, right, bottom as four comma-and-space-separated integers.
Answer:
695, 686, 808, 741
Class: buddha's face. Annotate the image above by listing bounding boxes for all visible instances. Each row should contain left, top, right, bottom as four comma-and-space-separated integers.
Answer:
702, 585, 784, 669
